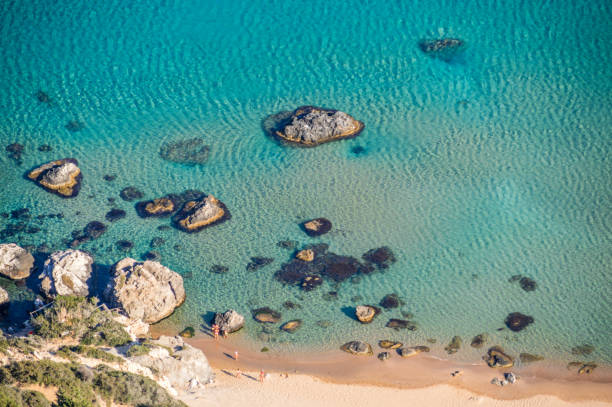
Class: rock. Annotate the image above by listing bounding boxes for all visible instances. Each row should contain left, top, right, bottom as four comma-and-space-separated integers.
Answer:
397, 347, 419, 358
280, 320, 302, 333
173, 194, 229, 232
378, 340, 402, 349
246, 257, 274, 272
519, 353, 544, 364
119, 186, 144, 202
282, 301, 301, 310
27, 158, 82, 197
341, 341, 373, 356
301, 218, 332, 237
0, 287, 9, 311
6, 143, 24, 164
351, 145, 366, 155
150, 237, 165, 248
271, 106, 364, 146
105, 208, 126, 222
65, 120, 85, 132
519, 277, 537, 291
38, 144, 52, 152
578, 363, 597, 374
159, 138, 210, 165
104, 258, 186, 324
210, 265, 229, 274
362, 247, 396, 269
571, 344, 595, 356
418, 38, 465, 61
445, 336, 462, 354
470, 333, 488, 348
386, 319, 416, 331
413, 345, 431, 353
504, 372, 518, 384
39, 250, 93, 297
380, 293, 401, 309
484, 346, 514, 368
179, 327, 195, 338
300, 275, 323, 291
129, 335, 214, 393
143, 251, 161, 261
214, 310, 245, 333
0, 243, 35, 280
355, 305, 380, 324
296, 249, 314, 262
504, 312, 534, 332
252, 307, 281, 323
378, 351, 390, 361
36, 90, 50, 103
136, 196, 177, 217
277, 240, 298, 249
103, 174, 116, 181
490, 377, 502, 386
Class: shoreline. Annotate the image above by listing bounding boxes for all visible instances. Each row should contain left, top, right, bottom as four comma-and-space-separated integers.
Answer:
175, 333, 612, 404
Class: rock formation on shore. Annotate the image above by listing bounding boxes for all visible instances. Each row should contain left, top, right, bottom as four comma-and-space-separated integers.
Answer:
39, 250, 93, 298
484, 346, 514, 368
172, 194, 229, 232
27, 158, 82, 197
214, 310, 245, 333
104, 258, 185, 323
341, 341, 373, 356
270, 106, 364, 146
0, 243, 34, 280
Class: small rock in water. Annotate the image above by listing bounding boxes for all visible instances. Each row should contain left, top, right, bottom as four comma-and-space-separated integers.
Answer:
159, 137, 210, 165
301, 218, 332, 237
210, 264, 229, 274
378, 340, 402, 349
103, 174, 116, 181
84, 221, 107, 239
65, 120, 85, 132
252, 307, 282, 323
105, 208, 126, 222
116, 240, 133, 251
277, 240, 298, 249
484, 346, 514, 368
504, 312, 534, 332
385, 319, 416, 331
38, 144, 52, 152
246, 257, 274, 272
36, 90, 51, 103
445, 336, 462, 354
355, 305, 380, 324
571, 344, 595, 356
27, 158, 82, 197
143, 251, 161, 261
120, 186, 144, 202
380, 293, 401, 309
172, 194, 229, 232
179, 326, 195, 338
418, 38, 465, 62
280, 319, 302, 333
578, 363, 597, 374
341, 341, 373, 356
471, 333, 488, 348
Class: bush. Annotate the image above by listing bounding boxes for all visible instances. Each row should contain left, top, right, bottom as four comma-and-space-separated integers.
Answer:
0, 385, 50, 407
126, 344, 152, 358
68, 345, 123, 364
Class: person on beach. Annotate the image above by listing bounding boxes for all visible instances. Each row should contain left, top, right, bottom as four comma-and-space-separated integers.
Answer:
236, 369, 241, 379
234, 350, 239, 361
222, 329, 228, 339
259, 369, 265, 382
212, 324, 219, 340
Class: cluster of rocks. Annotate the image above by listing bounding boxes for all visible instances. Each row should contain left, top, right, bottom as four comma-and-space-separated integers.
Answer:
27, 158, 82, 197
274, 243, 395, 291
418, 38, 465, 62
340, 339, 430, 361
508, 274, 537, 291
567, 361, 597, 374
265, 106, 364, 146
491, 372, 519, 386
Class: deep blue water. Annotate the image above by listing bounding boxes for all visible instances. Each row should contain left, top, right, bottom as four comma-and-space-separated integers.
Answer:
1, 0, 611, 366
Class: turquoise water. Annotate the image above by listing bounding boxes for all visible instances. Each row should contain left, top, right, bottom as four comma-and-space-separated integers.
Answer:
1, 0, 611, 366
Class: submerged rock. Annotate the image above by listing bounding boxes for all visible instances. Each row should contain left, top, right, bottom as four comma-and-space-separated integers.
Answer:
65, 120, 85, 132
27, 158, 82, 197
214, 309, 245, 333
340, 341, 373, 356
269, 106, 364, 146
301, 218, 332, 237
386, 319, 416, 331
5, 143, 24, 164
484, 346, 514, 368
252, 307, 281, 323
36, 90, 51, 103
418, 38, 465, 61
362, 247, 396, 269
504, 312, 534, 332
355, 305, 380, 324
0, 243, 34, 280
519, 277, 537, 292
39, 249, 93, 298
445, 336, 462, 354
280, 319, 302, 333
470, 333, 488, 348
295, 249, 314, 262
104, 258, 186, 323
172, 194, 229, 232
519, 353, 544, 364
571, 344, 595, 356
246, 257, 274, 272
159, 137, 210, 165
380, 293, 401, 309
105, 208, 126, 222
116, 240, 134, 251
119, 186, 144, 202
84, 221, 106, 239
210, 264, 229, 274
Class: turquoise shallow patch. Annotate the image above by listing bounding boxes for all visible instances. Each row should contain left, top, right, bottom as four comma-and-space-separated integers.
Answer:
0, 0, 610, 366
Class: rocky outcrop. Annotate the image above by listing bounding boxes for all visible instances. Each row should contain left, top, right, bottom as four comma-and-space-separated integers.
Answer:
172, 195, 229, 232
129, 336, 214, 393
355, 305, 380, 324
0, 287, 9, 311
27, 158, 82, 197
213, 310, 245, 334
104, 258, 186, 324
295, 249, 314, 262
484, 346, 514, 368
0, 243, 34, 280
301, 218, 332, 237
271, 106, 364, 146
504, 312, 534, 332
340, 341, 373, 356
39, 250, 93, 298
136, 197, 176, 218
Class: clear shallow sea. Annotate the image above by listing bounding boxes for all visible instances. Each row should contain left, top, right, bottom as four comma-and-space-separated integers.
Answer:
0, 0, 611, 366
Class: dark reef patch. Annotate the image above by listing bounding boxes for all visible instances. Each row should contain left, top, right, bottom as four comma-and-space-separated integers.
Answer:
159, 137, 210, 165
504, 312, 534, 332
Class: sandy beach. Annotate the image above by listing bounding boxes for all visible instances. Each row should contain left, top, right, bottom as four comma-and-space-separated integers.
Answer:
176, 335, 612, 407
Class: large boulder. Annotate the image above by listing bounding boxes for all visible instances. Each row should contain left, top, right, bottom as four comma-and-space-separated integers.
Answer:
213, 310, 244, 334
484, 346, 514, 368
355, 305, 380, 324
173, 195, 229, 232
271, 106, 364, 146
104, 258, 185, 323
39, 250, 93, 297
129, 336, 214, 393
301, 218, 332, 237
27, 158, 82, 197
341, 341, 373, 356
0, 243, 34, 280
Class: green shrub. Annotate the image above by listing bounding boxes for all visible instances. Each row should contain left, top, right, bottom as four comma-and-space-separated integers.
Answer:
56, 380, 95, 407
126, 344, 152, 358
69, 345, 123, 364
0, 385, 50, 407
